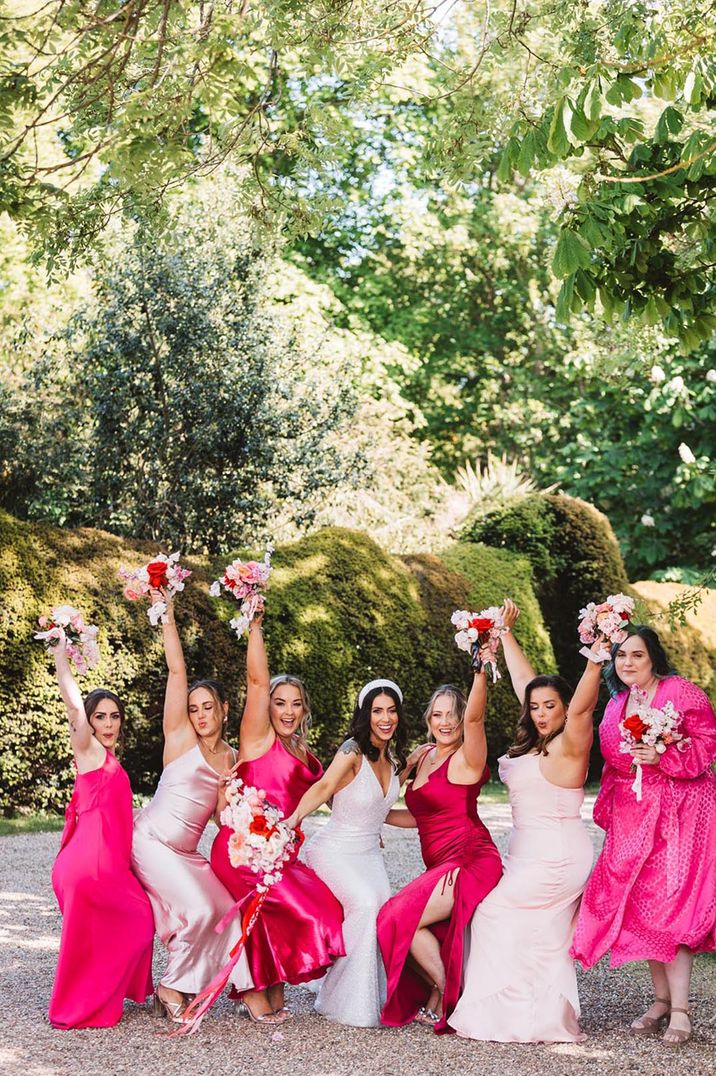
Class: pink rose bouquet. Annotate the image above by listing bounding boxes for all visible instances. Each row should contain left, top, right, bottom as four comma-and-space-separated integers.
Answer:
34, 605, 100, 675
118, 552, 191, 626
210, 546, 273, 638
451, 606, 507, 682
577, 592, 635, 662
619, 684, 689, 800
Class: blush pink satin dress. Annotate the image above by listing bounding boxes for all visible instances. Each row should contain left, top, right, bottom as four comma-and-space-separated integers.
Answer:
210, 737, 345, 991
377, 750, 502, 1032
132, 745, 253, 994
572, 676, 716, 968
49, 751, 154, 1028
449, 753, 593, 1042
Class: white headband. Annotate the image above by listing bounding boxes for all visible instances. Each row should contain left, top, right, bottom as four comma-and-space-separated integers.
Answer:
358, 679, 403, 708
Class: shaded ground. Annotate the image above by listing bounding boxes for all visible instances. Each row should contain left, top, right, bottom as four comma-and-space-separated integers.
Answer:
1, 801, 714, 1076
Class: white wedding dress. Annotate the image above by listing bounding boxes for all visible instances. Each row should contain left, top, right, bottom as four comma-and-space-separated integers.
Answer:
304, 754, 400, 1027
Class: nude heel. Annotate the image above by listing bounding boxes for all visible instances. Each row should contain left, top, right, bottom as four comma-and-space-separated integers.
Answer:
629, 996, 670, 1035
662, 1007, 692, 1047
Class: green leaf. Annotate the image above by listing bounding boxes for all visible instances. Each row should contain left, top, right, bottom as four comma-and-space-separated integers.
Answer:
552, 228, 592, 278
684, 69, 703, 107
655, 106, 684, 143
516, 131, 536, 177
547, 99, 570, 157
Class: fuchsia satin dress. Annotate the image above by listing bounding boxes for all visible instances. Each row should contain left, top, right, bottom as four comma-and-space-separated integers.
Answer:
377, 750, 502, 1032
210, 737, 345, 991
572, 676, 716, 968
49, 751, 154, 1029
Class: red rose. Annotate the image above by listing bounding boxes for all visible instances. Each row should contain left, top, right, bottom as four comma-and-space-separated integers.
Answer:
623, 713, 648, 741
469, 617, 494, 633
619, 611, 630, 620
249, 815, 277, 839
147, 560, 169, 589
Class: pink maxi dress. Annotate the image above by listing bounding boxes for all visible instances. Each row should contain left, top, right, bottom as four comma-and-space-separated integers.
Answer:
49, 751, 154, 1028
210, 737, 345, 991
377, 750, 502, 1032
572, 676, 716, 968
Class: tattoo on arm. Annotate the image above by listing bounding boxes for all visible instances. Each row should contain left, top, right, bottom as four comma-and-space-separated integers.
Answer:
340, 739, 362, 756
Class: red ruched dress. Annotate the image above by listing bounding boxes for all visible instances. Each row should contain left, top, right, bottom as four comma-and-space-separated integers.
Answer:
377, 750, 502, 1032
210, 737, 345, 991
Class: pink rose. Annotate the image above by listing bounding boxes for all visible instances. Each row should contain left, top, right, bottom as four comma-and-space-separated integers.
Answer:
123, 585, 142, 601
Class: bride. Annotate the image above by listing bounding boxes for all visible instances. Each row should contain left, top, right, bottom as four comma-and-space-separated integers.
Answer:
284, 679, 416, 1027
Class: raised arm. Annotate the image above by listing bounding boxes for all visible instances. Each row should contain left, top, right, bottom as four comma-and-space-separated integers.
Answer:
561, 653, 601, 758
500, 598, 536, 704
283, 741, 361, 829
54, 643, 104, 768
154, 590, 193, 761
462, 666, 488, 776
239, 617, 272, 748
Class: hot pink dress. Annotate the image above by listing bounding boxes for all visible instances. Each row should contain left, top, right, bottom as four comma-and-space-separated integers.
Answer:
49, 751, 154, 1029
210, 737, 345, 991
572, 676, 716, 968
377, 750, 502, 1032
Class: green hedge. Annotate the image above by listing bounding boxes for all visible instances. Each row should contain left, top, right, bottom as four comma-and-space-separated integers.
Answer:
0, 514, 553, 813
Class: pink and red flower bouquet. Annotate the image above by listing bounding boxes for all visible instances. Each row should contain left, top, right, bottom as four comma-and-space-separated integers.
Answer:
577, 592, 635, 661
118, 552, 191, 626
451, 606, 507, 682
34, 605, 100, 675
210, 546, 273, 638
620, 684, 689, 800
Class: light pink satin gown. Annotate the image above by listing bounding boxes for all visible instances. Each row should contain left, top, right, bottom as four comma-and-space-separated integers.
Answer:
572, 676, 716, 968
132, 744, 253, 994
50, 751, 154, 1028
449, 753, 593, 1043
210, 737, 345, 991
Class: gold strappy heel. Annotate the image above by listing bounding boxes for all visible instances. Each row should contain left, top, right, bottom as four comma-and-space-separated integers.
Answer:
152, 990, 186, 1023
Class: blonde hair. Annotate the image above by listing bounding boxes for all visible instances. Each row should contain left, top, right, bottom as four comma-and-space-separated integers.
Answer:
422, 684, 466, 742
188, 679, 228, 726
270, 674, 312, 748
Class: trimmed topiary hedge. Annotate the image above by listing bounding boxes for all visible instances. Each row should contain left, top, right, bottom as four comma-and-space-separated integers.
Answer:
0, 514, 552, 813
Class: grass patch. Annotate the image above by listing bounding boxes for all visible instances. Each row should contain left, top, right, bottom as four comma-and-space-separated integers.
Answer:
0, 812, 65, 836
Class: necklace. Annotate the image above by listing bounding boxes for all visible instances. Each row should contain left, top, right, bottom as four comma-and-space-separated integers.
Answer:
199, 738, 223, 757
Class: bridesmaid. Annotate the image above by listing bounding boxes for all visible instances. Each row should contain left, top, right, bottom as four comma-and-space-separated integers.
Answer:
49, 635, 154, 1028
571, 626, 716, 1046
210, 616, 344, 1023
449, 600, 599, 1043
132, 591, 252, 1021
284, 679, 414, 1026
377, 660, 502, 1032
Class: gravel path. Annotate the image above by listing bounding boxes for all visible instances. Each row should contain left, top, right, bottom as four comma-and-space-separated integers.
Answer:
1, 803, 715, 1076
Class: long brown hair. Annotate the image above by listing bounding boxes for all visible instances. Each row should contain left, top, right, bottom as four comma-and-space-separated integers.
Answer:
507, 675, 573, 758
270, 674, 312, 749
188, 678, 229, 727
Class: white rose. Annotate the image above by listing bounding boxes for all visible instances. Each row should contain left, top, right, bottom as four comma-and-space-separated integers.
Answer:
678, 443, 696, 464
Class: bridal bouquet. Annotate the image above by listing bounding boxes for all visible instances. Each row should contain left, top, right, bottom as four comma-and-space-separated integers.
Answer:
619, 685, 690, 800
174, 776, 300, 1036
210, 546, 273, 638
220, 777, 299, 890
451, 606, 507, 683
34, 605, 100, 675
577, 593, 635, 662
118, 552, 191, 626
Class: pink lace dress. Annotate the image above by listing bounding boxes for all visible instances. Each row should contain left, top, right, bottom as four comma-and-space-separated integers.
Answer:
50, 751, 154, 1028
572, 676, 716, 967
210, 737, 345, 991
377, 750, 502, 1032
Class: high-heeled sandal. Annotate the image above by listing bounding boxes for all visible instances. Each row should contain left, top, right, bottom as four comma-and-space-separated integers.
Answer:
413, 1006, 440, 1026
662, 1007, 692, 1046
152, 990, 187, 1023
629, 996, 670, 1035
272, 1006, 294, 1020
236, 1000, 286, 1025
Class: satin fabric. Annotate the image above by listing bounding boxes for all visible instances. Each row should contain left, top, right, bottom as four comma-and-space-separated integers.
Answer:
210, 736, 345, 991
449, 754, 593, 1042
572, 676, 716, 968
132, 744, 253, 994
305, 755, 400, 1026
377, 751, 502, 1032
49, 751, 153, 1029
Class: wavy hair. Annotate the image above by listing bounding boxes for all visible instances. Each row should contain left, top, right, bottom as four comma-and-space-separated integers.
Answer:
188, 678, 229, 726
422, 684, 467, 741
348, 684, 407, 773
604, 625, 676, 697
507, 675, 573, 758
270, 674, 312, 750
